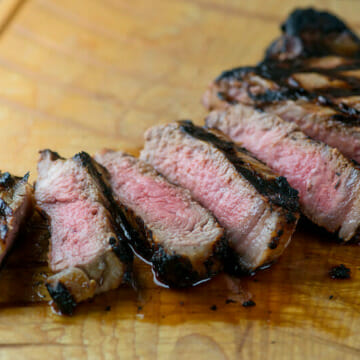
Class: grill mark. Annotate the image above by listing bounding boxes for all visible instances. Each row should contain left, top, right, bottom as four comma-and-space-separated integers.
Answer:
179, 120, 299, 217
214, 8, 360, 126
216, 60, 360, 126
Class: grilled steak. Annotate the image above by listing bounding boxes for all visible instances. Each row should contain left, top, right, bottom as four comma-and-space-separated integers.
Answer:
202, 8, 360, 163
95, 150, 225, 287
35, 150, 133, 314
141, 121, 299, 274
206, 104, 360, 241
0, 172, 33, 266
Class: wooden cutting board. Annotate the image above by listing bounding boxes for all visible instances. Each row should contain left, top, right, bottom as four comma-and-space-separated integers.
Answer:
0, 0, 359, 359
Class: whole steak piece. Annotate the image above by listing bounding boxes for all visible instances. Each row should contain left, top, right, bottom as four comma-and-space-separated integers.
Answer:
35, 150, 133, 314
141, 121, 299, 274
95, 150, 226, 288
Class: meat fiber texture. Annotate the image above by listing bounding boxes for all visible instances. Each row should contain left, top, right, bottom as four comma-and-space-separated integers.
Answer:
35, 150, 133, 314
141, 121, 299, 274
206, 104, 360, 241
95, 150, 225, 288
0, 171, 33, 266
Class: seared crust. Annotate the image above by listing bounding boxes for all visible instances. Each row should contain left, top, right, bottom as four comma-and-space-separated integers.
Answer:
179, 121, 299, 217
203, 9, 360, 164
123, 205, 227, 287
266, 8, 360, 60
96, 150, 227, 288
0, 171, 34, 267
37, 150, 133, 314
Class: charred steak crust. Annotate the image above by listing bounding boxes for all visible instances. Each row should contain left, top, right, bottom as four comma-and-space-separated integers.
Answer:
46, 282, 77, 315
37, 150, 134, 313
96, 151, 226, 288
203, 9, 360, 163
0, 171, 34, 267
214, 60, 360, 126
119, 204, 226, 288
266, 8, 360, 60
180, 120, 299, 218
72, 151, 134, 269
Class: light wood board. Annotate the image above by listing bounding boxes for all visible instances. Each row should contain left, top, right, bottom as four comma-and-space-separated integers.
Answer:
0, 0, 359, 359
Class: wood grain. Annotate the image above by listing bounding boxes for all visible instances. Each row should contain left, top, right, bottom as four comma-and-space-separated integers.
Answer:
0, 0, 359, 359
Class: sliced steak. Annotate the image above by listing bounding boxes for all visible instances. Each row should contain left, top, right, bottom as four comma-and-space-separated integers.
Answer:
95, 150, 225, 287
203, 9, 360, 163
35, 150, 133, 314
141, 121, 299, 274
0, 172, 33, 266
206, 104, 360, 241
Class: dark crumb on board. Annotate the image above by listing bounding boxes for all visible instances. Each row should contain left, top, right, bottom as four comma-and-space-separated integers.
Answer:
329, 295, 334, 300
329, 264, 351, 279
179, 301, 184, 306
271, 341, 276, 344
210, 305, 217, 311
137, 306, 143, 312
242, 300, 256, 307
105, 306, 111, 312
225, 299, 237, 304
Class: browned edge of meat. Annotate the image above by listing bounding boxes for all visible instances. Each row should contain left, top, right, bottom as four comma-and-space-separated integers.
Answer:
95, 150, 227, 288
0, 171, 34, 267
202, 9, 360, 164
36, 150, 133, 315
206, 104, 360, 242
141, 121, 300, 275
265, 8, 360, 60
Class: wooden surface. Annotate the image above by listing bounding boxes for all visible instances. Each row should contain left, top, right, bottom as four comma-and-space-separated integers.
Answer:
0, 0, 359, 359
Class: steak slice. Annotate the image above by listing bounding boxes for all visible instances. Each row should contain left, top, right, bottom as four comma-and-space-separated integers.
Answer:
35, 150, 133, 314
206, 104, 360, 241
0, 172, 33, 266
95, 150, 225, 288
141, 121, 299, 274
202, 9, 360, 163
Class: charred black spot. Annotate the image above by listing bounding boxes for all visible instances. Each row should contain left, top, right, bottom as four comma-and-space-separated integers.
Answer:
151, 246, 199, 288
282, 8, 351, 37
46, 282, 77, 315
0, 199, 12, 217
110, 237, 133, 267
0, 172, 14, 188
329, 264, 351, 279
225, 299, 237, 304
242, 300, 256, 307
210, 305, 217, 311
0, 224, 8, 240
268, 237, 279, 249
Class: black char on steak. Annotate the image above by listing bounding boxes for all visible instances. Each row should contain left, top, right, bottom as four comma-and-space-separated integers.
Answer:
95, 150, 226, 288
141, 121, 300, 274
203, 8, 360, 163
206, 104, 360, 241
35, 150, 133, 314
0, 171, 33, 266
